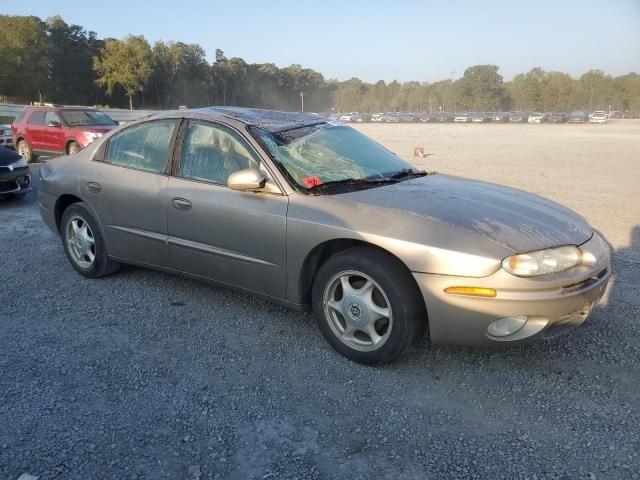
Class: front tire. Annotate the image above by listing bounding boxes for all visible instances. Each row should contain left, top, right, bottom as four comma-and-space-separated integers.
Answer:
312, 247, 427, 365
17, 139, 37, 163
61, 202, 120, 278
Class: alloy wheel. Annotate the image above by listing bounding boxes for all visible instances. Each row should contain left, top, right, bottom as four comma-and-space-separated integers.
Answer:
323, 270, 393, 352
66, 216, 96, 268
17, 142, 30, 161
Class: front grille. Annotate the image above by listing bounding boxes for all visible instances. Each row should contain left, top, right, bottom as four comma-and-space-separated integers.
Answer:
562, 268, 608, 294
0, 179, 19, 193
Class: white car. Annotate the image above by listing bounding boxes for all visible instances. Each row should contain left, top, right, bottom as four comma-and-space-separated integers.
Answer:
590, 111, 608, 124
0, 124, 14, 149
371, 113, 384, 122
339, 113, 355, 122
528, 113, 546, 124
453, 114, 470, 123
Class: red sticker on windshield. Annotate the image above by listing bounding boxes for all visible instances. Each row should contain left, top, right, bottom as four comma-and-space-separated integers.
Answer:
303, 176, 323, 188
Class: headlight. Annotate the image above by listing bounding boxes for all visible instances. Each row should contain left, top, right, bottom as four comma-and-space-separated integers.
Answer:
83, 131, 103, 142
9, 156, 28, 169
502, 246, 582, 277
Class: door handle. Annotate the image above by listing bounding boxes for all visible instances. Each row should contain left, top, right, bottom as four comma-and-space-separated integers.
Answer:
172, 197, 192, 211
86, 182, 101, 193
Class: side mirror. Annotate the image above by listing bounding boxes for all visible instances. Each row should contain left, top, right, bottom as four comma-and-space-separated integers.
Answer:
47, 121, 61, 127
227, 168, 266, 191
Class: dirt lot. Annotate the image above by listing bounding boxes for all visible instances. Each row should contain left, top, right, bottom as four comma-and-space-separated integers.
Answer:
1, 121, 639, 479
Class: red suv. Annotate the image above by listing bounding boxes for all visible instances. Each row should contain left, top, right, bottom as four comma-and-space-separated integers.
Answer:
11, 106, 117, 163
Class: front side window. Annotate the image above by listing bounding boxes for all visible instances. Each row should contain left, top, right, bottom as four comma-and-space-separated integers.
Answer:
45, 112, 61, 125
250, 124, 413, 191
105, 120, 175, 173
180, 121, 259, 185
28, 111, 46, 125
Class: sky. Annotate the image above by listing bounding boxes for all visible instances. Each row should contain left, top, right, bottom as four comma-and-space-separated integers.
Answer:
4, 0, 640, 82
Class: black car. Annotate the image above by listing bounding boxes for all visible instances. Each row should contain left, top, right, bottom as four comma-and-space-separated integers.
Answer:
568, 111, 589, 123
434, 113, 454, 123
0, 146, 31, 200
547, 112, 569, 123
397, 112, 419, 123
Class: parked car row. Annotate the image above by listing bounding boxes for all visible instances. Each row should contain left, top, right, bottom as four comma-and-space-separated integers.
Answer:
327, 111, 630, 124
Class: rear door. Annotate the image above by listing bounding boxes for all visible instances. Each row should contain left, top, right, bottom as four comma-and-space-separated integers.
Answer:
166, 120, 288, 299
83, 118, 180, 268
26, 110, 47, 150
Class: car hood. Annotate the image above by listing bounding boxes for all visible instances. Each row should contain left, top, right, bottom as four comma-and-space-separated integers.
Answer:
338, 174, 592, 253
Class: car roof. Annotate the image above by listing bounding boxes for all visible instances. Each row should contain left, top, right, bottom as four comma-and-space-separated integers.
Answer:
23, 106, 99, 111
186, 107, 326, 133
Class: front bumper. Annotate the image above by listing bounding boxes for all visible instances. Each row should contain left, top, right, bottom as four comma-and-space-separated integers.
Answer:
0, 165, 31, 196
413, 234, 611, 345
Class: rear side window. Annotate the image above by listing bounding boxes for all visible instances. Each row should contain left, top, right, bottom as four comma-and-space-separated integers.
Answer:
28, 111, 46, 125
105, 120, 176, 173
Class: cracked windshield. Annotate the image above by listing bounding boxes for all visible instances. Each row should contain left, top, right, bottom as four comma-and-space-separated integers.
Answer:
252, 124, 413, 189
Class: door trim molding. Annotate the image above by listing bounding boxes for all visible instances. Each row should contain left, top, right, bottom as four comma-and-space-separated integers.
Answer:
168, 235, 278, 268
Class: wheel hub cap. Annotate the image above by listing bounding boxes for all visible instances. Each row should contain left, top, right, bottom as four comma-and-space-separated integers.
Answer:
344, 296, 370, 327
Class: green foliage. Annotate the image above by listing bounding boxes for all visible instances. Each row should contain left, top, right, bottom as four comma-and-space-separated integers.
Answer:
457, 65, 505, 111
93, 36, 153, 110
0, 14, 639, 113
0, 15, 50, 100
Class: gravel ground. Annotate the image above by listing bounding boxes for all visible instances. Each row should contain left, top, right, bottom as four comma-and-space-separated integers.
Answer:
1, 121, 639, 479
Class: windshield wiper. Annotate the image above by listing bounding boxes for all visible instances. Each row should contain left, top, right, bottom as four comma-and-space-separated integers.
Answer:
307, 177, 398, 193
387, 168, 429, 180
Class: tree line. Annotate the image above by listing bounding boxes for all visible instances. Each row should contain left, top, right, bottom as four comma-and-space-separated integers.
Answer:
1, 14, 639, 113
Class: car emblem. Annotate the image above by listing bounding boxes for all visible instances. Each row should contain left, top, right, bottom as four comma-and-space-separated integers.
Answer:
349, 303, 361, 317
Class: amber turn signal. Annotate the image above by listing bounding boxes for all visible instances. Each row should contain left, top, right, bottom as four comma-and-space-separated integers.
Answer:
444, 286, 497, 297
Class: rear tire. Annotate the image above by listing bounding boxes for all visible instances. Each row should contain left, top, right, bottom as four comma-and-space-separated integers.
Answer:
312, 247, 427, 365
17, 139, 37, 163
61, 202, 120, 278
67, 141, 81, 155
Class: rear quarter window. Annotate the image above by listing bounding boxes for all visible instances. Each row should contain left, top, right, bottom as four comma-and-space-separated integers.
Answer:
11, 111, 26, 124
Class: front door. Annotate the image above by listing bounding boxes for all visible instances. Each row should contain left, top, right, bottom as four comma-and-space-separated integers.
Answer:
43, 111, 65, 152
82, 119, 179, 268
166, 120, 288, 299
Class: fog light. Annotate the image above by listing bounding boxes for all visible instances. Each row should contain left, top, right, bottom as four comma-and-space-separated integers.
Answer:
487, 316, 528, 337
